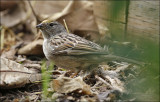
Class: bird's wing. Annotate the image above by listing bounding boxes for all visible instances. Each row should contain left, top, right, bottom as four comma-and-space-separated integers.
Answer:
49, 33, 107, 55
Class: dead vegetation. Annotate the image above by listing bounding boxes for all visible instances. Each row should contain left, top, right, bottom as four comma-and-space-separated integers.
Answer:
0, 1, 150, 102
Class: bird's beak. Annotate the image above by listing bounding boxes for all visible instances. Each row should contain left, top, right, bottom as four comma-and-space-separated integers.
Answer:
36, 23, 43, 29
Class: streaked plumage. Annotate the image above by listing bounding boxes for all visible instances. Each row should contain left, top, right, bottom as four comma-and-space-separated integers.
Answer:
36, 21, 142, 72
49, 33, 107, 55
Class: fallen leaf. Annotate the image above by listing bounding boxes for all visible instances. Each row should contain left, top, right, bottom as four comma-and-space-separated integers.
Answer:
52, 75, 92, 95
18, 39, 43, 55
0, 57, 41, 89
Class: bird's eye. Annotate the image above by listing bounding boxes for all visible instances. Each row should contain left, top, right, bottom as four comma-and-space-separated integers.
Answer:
49, 23, 55, 26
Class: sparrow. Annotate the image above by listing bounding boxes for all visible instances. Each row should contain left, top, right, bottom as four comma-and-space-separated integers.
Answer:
36, 21, 142, 73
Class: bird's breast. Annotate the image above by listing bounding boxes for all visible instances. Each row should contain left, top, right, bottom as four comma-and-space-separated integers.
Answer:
43, 39, 53, 60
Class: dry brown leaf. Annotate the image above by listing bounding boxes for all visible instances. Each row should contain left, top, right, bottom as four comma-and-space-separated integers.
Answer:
0, 57, 41, 89
52, 75, 92, 95
18, 39, 43, 55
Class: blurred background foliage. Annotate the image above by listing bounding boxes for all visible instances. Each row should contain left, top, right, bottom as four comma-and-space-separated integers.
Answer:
109, 0, 159, 101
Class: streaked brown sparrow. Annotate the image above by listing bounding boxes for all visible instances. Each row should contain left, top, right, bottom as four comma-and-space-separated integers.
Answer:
36, 21, 142, 73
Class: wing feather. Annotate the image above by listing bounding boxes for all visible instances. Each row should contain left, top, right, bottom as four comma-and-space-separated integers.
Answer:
49, 33, 107, 55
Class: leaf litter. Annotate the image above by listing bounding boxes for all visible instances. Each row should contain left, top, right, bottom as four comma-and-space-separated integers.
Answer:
0, 1, 145, 102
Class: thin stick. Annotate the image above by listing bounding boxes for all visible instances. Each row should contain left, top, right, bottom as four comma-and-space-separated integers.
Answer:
1, 27, 5, 49
27, 0, 41, 23
95, 75, 113, 88
63, 19, 69, 33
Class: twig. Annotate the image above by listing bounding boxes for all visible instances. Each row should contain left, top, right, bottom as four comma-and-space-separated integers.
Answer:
95, 75, 113, 89
27, 0, 41, 24
1, 26, 5, 49
32, 92, 42, 95
34, 95, 39, 102
63, 19, 69, 33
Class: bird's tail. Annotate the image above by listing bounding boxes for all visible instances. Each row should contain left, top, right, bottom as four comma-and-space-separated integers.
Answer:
103, 54, 145, 66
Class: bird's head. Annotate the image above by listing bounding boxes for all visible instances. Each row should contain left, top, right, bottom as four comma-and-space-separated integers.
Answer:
36, 20, 67, 39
